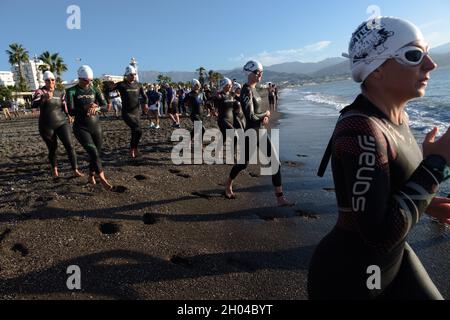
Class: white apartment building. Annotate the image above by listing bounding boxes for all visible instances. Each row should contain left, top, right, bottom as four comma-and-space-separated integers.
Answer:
101, 75, 125, 83
0, 71, 15, 87
11, 59, 47, 91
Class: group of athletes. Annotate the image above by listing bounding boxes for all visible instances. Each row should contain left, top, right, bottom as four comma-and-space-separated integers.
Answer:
29, 16, 450, 300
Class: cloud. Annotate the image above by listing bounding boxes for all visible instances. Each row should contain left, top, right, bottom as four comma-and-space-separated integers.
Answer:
229, 41, 332, 66
418, 20, 450, 48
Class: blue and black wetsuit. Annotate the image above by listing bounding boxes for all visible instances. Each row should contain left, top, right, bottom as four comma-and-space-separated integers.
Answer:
32, 87, 78, 171
66, 85, 107, 175
229, 84, 282, 187
309, 94, 445, 300
111, 81, 148, 149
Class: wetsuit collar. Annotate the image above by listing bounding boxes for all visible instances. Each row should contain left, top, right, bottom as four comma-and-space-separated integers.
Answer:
348, 94, 392, 122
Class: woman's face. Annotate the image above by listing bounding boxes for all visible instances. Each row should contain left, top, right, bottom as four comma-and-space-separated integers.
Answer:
379, 40, 437, 100
45, 78, 56, 91
223, 84, 232, 93
248, 70, 263, 84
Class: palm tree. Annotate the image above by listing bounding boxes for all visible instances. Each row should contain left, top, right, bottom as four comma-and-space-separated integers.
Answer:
6, 43, 29, 91
38, 51, 68, 89
55, 56, 68, 86
38, 51, 57, 72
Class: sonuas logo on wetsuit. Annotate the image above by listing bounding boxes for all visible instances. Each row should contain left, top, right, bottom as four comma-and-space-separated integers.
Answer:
77, 94, 95, 100
352, 135, 376, 212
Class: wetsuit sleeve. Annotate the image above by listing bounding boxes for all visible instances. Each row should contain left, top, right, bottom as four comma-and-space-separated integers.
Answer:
61, 90, 69, 115
333, 117, 443, 253
241, 87, 266, 123
65, 88, 77, 117
31, 89, 45, 109
94, 87, 107, 107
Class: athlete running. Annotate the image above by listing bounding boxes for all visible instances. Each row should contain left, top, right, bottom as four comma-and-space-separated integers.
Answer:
66, 65, 113, 190
184, 79, 211, 141
32, 71, 83, 178
225, 61, 294, 207
309, 17, 450, 300
107, 65, 148, 158
215, 78, 237, 139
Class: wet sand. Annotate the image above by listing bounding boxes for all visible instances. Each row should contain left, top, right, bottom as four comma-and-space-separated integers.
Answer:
0, 96, 448, 300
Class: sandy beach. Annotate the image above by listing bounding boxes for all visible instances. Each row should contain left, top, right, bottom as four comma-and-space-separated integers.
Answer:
0, 96, 448, 300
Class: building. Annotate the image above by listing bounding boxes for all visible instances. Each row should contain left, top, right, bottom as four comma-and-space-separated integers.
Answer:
11, 59, 47, 91
0, 71, 15, 87
100, 75, 124, 83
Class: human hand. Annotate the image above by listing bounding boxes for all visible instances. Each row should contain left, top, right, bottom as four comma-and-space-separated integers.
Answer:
427, 197, 450, 224
423, 127, 450, 165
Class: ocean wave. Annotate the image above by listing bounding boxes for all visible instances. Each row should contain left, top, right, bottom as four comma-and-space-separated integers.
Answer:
301, 93, 348, 111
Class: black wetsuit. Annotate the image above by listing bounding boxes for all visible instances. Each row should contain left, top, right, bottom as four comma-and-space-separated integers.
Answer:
185, 90, 208, 139
32, 87, 78, 171
215, 92, 238, 137
309, 94, 445, 300
66, 85, 106, 175
229, 84, 282, 187
111, 81, 148, 149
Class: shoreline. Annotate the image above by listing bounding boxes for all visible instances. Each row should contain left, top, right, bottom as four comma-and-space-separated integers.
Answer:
0, 91, 448, 300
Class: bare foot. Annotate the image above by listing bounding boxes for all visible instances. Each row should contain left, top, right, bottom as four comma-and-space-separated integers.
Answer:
73, 169, 84, 178
277, 195, 296, 208
98, 172, 113, 191
52, 167, 59, 178
88, 174, 96, 185
130, 148, 137, 159
225, 178, 235, 199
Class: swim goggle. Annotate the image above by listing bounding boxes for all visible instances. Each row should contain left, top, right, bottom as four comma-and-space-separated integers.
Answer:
343, 46, 431, 66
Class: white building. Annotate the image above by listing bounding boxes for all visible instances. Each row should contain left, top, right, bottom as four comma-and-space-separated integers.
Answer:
101, 75, 124, 83
11, 59, 47, 91
0, 71, 15, 87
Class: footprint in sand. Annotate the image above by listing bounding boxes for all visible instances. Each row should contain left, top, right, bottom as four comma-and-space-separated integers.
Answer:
0, 229, 12, 243
11, 243, 29, 257
111, 186, 128, 193
99, 222, 121, 235
249, 172, 260, 178
143, 213, 158, 225
134, 175, 147, 181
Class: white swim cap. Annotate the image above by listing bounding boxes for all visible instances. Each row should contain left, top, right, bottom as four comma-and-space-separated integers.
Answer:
347, 17, 425, 83
43, 71, 55, 81
219, 78, 232, 91
192, 79, 201, 87
78, 65, 94, 80
125, 65, 137, 76
243, 60, 263, 75
232, 82, 242, 91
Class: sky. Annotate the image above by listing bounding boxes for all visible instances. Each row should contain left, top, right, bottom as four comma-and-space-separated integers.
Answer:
1, 0, 450, 79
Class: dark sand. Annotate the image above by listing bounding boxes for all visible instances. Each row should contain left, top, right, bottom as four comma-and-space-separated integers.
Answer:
0, 95, 448, 300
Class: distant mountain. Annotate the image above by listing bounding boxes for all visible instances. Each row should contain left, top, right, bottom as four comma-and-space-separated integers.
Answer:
311, 61, 350, 78
223, 69, 311, 85
432, 42, 450, 55
139, 70, 197, 83
266, 58, 346, 75
433, 52, 450, 67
